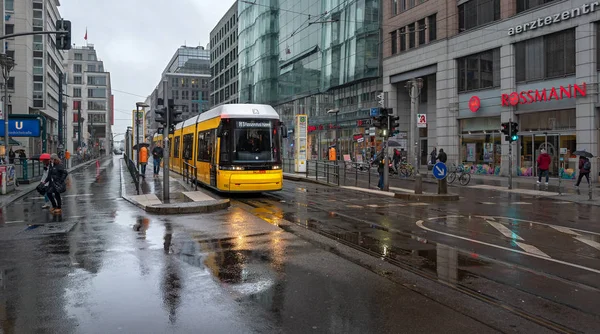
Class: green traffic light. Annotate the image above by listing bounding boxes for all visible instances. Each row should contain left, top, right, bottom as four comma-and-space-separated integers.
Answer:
511, 135, 518, 141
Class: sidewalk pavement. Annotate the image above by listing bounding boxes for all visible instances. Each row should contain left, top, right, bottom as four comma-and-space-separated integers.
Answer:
0, 157, 105, 209
120, 158, 229, 214
283, 171, 600, 206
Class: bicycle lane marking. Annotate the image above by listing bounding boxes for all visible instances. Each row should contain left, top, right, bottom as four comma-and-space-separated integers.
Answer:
416, 220, 600, 275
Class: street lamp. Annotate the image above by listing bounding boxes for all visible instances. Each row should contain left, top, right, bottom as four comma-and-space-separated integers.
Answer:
0, 54, 16, 164
327, 108, 340, 160
135, 102, 149, 171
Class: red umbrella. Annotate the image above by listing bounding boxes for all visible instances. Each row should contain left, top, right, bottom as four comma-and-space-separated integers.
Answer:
40, 153, 51, 160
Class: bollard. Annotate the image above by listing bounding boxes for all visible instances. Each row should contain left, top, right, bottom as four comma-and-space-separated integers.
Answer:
415, 174, 423, 194
438, 178, 448, 195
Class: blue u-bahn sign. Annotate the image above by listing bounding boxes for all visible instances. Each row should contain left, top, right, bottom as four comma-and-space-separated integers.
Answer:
0, 119, 42, 137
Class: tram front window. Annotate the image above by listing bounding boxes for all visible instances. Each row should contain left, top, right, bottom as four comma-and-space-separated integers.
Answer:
233, 120, 281, 163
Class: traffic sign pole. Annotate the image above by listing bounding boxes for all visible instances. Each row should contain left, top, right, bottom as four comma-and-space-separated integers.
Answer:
433, 162, 448, 194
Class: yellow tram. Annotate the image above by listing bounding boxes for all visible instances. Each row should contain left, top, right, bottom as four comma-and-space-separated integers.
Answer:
152, 104, 288, 193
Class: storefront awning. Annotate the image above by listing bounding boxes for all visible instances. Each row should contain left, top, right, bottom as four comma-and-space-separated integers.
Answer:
0, 138, 22, 146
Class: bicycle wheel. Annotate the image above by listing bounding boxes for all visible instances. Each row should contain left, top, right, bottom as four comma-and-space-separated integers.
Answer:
406, 167, 413, 177
459, 172, 471, 186
399, 167, 409, 177
447, 172, 456, 184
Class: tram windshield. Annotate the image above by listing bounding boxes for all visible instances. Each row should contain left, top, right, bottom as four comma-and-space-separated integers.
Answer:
231, 119, 281, 163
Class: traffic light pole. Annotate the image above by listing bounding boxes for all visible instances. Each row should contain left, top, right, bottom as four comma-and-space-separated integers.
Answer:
508, 118, 513, 190
162, 80, 170, 202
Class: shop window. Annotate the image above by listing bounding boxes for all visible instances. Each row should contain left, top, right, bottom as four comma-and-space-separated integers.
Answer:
515, 29, 575, 82
428, 14, 437, 42
457, 48, 500, 92
516, 0, 554, 13
458, 0, 500, 32
391, 30, 398, 55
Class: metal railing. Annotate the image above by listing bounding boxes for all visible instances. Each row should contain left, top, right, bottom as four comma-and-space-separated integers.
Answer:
284, 158, 377, 189
182, 161, 198, 191
12, 159, 45, 184
124, 153, 140, 195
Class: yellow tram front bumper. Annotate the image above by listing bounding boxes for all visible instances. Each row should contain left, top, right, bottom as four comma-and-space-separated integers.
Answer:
219, 170, 283, 192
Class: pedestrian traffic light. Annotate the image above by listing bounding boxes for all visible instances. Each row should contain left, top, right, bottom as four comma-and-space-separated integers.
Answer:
56, 19, 71, 50
155, 107, 167, 125
388, 115, 399, 134
501, 122, 509, 135
510, 122, 519, 142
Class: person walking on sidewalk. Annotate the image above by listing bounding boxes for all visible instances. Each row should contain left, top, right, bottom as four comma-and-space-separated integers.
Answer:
437, 148, 447, 163
152, 143, 164, 178
39, 153, 52, 209
139, 145, 149, 177
575, 156, 591, 188
536, 149, 551, 185
377, 154, 385, 190
44, 153, 69, 215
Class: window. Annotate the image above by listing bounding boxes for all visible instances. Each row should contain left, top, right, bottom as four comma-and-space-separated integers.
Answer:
88, 100, 107, 110
174, 136, 181, 158
6, 50, 14, 60
515, 29, 575, 82
73, 88, 81, 97
73, 64, 82, 73
74, 76, 82, 84
182, 90, 189, 100
392, 0, 398, 15
400, 0, 406, 11
418, 19, 426, 45
88, 53, 96, 61
5, 0, 14, 11
74, 53, 83, 60
5, 24, 14, 35
400, 27, 406, 51
182, 134, 194, 160
87, 76, 107, 85
196, 131, 213, 162
428, 14, 437, 42
517, 0, 554, 13
87, 64, 96, 72
87, 88, 106, 98
457, 48, 500, 92
458, 0, 500, 32
73, 100, 81, 109
391, 30, 398, 55
7, 77, 14, 90
172, 90, 179, 100
408, 24, 415, 48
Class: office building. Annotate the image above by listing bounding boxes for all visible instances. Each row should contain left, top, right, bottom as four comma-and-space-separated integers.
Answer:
210, 1, 239, 107
383, 0, 599, 179
238, 0, 382, 159
147, 45, 211, 135
2, 0, 67, 156
64, 45, 113, 155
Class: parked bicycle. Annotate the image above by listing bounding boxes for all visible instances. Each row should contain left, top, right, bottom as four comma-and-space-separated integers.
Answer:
447, 164, 471, 186
398, 161, 414, 177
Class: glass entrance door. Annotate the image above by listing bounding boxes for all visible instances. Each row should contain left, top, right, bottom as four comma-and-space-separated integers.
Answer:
533, 134, 560, 177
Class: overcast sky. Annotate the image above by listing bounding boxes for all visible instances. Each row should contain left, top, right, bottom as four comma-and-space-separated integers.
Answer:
60, 0, 235, 139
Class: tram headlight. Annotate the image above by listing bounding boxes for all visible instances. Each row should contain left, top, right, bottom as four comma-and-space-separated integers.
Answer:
219, 166, 245, 171
272, 165, 281, 170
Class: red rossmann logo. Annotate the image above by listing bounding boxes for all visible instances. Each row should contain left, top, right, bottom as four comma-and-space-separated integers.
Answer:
501, 83, 586, 106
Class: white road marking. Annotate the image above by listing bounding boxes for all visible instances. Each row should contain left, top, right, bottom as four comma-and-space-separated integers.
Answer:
4, 220, 24, 224
408, 203, 428, 206
575, 237, 600, 251
486, 220, 524, 241
512, 202, 532, 205
427, 215, 465, 220
480, 202, 496, 205
416, 220, 600, 274
551, 226, 581, 236
515, 242, 550, 257
29, 193, 93, 200
346, 205, 363, 208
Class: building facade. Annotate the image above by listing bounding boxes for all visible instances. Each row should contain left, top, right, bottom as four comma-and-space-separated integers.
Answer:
64, 45, 112, 156
238, 0, 382, 160
146, 46, 211, 136
3, 0, 67, 156
383, 0, 599, 180
210, 1, 239, 107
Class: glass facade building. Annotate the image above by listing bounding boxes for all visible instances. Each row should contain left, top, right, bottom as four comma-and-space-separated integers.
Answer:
238, 0, 382, 160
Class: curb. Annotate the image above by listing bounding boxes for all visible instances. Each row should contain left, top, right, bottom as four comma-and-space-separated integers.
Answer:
283, 174, 336, 187
393, 192, 460, 202
0, 158, 103, 209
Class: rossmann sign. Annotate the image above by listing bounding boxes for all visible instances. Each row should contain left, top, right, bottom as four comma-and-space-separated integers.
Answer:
501, 83, 587, 106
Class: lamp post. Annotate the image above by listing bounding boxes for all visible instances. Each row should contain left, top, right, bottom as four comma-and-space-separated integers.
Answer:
406, 78, 423, 175
0, 54, 16, 163
135, 102, 149, 171
327, 109, 340, 160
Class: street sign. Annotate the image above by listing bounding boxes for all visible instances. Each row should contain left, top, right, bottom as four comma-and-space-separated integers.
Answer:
432, 162, 447, 180
417, 114, 427, 128
377, 93, 385, 106
0, 119, 42, 137
370, 107, 380, 117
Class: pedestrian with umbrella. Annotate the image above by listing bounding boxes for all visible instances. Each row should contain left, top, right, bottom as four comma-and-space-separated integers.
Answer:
573, 150, 594, 188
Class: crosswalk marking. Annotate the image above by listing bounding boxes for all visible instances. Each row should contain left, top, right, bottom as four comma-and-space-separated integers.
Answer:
346, 205, 363, 208
575, 237, 600, 251
515, 242, 551, 257
550, 225, 581, 236
487, 221, 524, 241
408, 203, 429, 206
512, 202, 532, 205
480, 202, 496, 205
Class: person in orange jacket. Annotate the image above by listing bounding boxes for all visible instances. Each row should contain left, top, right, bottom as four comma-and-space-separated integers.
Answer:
139, 145, 149, 177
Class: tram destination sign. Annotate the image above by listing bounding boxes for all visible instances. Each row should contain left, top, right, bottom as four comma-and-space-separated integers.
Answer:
508, 2, 599, 35
236, 121, 271, 128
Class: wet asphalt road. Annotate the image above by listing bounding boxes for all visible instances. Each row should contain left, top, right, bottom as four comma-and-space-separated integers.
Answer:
236, 179, 600, 333
0, 157, 527, 333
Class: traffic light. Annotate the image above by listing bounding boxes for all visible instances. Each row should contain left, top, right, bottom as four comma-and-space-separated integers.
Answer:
56, 19, 71, 50
155, 107, 167, 125
510, 122, 519, 142
501, 122, 510, 142
388, 115, 399, 135
380, 108, 391, 117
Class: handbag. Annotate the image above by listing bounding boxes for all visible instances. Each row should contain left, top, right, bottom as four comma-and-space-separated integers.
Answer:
54, 181, 67, 194
36, 183, 48, 195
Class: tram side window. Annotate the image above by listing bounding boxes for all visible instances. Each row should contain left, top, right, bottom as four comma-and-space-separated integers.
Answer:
174, 137, 180, 158
197, 131, 213, 162
220, 132, 229, 163
205, 131, 213, 162
169, 139, 172, 157
197, 132, 205, 161
183, 134, 193, 160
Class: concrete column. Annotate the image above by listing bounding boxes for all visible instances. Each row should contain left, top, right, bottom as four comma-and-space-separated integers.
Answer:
500, 44, 517, 177
435, 59, 459, 164
575, 23, 599, 180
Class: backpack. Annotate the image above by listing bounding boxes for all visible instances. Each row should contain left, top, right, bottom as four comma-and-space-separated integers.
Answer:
583, 160, 591, 171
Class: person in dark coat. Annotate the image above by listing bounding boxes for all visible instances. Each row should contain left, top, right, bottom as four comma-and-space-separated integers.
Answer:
437, 148, 447, 163
44, 153, 69, 214
576, 156, 591, 188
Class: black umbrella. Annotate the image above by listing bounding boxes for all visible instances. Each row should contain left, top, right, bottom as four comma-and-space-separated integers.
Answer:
573, 150, 594, 158
132, 143, 150, 150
